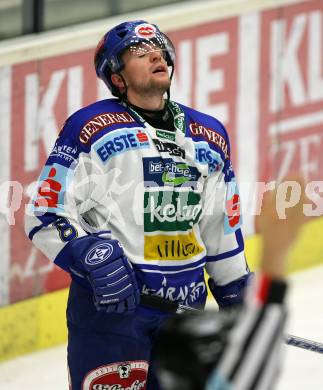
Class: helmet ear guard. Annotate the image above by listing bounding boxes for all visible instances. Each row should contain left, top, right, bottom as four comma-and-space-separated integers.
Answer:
94, 20, 175, 98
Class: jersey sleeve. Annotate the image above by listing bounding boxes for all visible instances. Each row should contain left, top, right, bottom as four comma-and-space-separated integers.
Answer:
200, 155, 249, 286
206, 275, 288, 390
25, 118, 107, 272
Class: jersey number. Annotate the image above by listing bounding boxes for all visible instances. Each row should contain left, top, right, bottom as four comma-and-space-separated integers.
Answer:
53, 217, 78, 242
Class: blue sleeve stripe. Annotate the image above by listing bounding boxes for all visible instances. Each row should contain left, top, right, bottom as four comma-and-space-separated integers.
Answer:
28, 214, 59, 241
28, 224, 44, 241
134, 256, 206, 272
206, 230, 244, 262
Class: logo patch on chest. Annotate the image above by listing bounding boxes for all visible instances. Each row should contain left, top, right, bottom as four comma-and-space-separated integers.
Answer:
143, 157, 200, 188
153, 138, 185, 158
79, 112, 136, 144
144, 232, 204, 261
94, 128, 149, 163
144, 191, 202, 232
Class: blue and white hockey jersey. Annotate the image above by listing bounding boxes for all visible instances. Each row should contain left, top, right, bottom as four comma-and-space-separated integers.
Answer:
25, 98, 249, 308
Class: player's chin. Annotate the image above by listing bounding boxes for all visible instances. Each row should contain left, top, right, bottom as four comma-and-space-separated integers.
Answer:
151, 76, 171, 90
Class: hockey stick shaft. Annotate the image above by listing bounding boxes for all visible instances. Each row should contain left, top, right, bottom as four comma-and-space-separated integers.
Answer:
140, 294, 323, 354
284, 334, 323, 354
140, 293, 200, 314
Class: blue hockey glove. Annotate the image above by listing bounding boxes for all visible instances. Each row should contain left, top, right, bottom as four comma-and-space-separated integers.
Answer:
71, 239, 140, 313
208, 273, 254, 308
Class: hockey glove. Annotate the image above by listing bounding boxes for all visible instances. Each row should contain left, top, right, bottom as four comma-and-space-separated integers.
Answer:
208, 273, 254, 308
70, 238, 140, 313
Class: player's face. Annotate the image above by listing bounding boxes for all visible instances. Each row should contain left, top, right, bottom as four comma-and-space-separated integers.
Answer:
121, 42, 171, 97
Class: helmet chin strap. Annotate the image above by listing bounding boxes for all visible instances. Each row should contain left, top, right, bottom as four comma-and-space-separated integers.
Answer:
165, 64, 175, 107
117, 73, 129, 103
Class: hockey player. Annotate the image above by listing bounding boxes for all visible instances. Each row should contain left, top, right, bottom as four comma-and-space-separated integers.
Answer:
25, 20, 252, 389
154, 180, 307, 389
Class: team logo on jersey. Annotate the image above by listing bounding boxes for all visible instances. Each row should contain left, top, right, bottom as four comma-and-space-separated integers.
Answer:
194, 142, 224, 173
141, 280, 207, 306
162, 166, 191, 186
156, 129, 176, 142
95, 128, 149, 163
85, 243, 114, 265
144, 191, 202, 232
190, 121, 229, 160
225, 194, 241, 228
143, 157, 200, 188
118, 364, 131, 379
32, 163, 72, 213
224, 181, 242, 234
82, 360, 148, 390
153, 138, 185, 158
50, 142, 78, 164
135, 23, 156, 39
80, 112, 136, 144
144, 232, 204, 261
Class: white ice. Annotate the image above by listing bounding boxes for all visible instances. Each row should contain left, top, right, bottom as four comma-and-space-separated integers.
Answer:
0, 265, 322, 389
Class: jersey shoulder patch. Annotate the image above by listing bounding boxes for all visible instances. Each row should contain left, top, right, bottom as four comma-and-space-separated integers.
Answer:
176, 102, 230, 160
61, 99, 140, 149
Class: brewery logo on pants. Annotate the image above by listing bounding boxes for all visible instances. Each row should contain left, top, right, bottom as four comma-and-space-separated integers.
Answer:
82, 360, 148, 390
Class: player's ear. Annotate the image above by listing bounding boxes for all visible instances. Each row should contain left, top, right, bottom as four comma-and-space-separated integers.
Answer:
111, 73, 125, 90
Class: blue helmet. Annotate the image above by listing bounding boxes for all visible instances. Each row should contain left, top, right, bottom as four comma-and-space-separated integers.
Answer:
94, 20, 175, 97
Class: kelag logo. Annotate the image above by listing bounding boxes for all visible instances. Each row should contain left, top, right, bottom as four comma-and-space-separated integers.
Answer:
143, 157, 200, 188
144, 191, 202, 232
95, 128, 149, 163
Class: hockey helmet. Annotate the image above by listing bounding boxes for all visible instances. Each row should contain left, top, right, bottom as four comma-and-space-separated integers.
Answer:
94, 20, 175, 97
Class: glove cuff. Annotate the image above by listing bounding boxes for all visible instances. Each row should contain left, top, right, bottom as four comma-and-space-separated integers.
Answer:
208, 273, 253, 307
